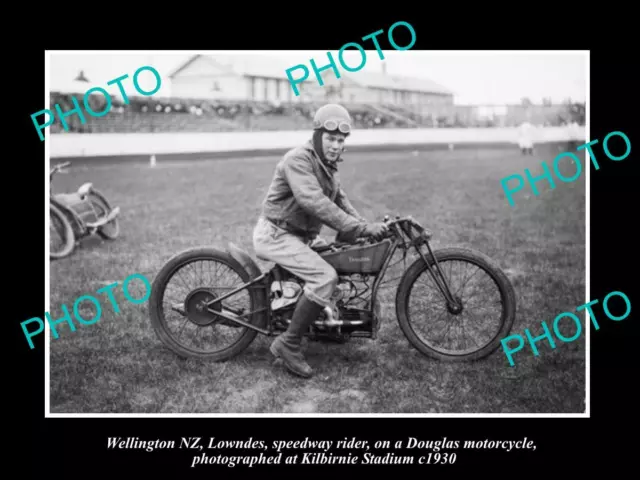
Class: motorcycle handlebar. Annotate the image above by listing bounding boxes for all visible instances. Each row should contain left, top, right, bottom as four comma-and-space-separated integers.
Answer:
383, 215, 424, 231
381, 214, 433, 241
334, 215, 432, 248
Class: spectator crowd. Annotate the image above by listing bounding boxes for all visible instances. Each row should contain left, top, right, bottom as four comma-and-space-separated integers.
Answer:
48, 91, 586, 135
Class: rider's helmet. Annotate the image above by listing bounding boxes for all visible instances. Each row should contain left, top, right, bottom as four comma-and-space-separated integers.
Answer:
312, 103, 353, 136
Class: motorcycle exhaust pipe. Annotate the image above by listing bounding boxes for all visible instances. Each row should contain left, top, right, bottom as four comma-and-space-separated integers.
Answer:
313, 306, 365, 326
322, 306, 342, 326
312, 319, 365, 326
284, 306, 366, 327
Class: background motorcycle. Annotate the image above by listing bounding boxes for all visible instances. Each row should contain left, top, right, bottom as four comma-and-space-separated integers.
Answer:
49, 161, 121, 259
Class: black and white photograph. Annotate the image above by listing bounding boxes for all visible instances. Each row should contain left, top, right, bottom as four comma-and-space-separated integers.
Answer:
44, 50, 588, 416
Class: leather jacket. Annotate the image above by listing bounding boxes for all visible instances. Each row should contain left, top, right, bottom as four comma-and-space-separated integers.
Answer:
260, 139, 367, 242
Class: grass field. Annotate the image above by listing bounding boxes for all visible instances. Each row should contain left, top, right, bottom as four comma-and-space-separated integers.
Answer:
47, 141, 586, 414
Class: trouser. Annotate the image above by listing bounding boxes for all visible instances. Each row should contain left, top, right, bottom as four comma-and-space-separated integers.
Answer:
252, 216, 338, 308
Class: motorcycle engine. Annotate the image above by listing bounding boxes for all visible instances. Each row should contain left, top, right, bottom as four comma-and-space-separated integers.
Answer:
321, 277, 354, 324
330, 277, 354, 305
272, 277, 356, 327
271, 279, 303, 311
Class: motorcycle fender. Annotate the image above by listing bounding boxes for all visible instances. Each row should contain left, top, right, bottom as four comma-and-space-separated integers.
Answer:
78, 182, 93, 197
50, 195, 70, 212
226, 242, 269, 327
226, 242, 262, 280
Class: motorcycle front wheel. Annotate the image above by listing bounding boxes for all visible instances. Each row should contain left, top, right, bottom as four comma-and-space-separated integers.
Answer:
396, 247, 516, 362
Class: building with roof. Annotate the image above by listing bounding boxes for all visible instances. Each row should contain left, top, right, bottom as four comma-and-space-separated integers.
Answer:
307, 63, 454, 111
167, 54, 455, 113
168, 54, 307, 103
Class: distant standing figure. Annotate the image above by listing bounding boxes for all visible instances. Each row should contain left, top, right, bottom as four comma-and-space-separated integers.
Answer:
518, 121, 534, 155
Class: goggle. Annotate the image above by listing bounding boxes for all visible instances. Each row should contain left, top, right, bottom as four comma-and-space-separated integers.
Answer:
316, 119, 351, 134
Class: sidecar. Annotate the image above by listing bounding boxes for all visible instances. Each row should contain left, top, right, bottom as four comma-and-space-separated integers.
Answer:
53, 183, 120, 241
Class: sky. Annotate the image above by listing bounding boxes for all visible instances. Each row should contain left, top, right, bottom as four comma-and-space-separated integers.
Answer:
48, 51, 587, 106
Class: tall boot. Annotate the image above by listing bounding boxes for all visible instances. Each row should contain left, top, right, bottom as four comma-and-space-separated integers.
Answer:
270, 293, 324, 378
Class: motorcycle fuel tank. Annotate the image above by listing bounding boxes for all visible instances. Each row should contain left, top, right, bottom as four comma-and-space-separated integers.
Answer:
320, 239, 392, 275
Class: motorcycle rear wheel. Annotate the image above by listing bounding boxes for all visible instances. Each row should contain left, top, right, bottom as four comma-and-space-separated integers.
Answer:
148, 247, 265, 361
396, 247, 516, 362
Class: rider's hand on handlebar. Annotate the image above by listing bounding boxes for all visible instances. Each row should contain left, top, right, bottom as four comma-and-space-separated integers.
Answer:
362, 222, 390, 241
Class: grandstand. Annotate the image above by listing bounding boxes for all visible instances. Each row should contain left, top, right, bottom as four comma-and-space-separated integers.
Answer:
48, 54, 585, 135
48, 89, 586, 135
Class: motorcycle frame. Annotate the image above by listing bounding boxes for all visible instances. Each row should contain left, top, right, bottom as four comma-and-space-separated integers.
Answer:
205, 217, 460, 338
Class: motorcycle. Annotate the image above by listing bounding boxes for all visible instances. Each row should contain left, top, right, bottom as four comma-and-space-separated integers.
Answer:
49, 161, 121, 259
148, 215, 516, 363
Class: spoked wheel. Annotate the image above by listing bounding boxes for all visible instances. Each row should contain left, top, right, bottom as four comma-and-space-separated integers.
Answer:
87, 189, 119, 240
50, 203, 75, 259
148, 247, 264, 361
396, 247, 516, 362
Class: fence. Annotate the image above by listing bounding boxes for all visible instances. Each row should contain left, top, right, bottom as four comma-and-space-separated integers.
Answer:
49, 126, 586, 159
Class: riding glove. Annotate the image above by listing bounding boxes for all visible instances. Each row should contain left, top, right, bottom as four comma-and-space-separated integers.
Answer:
361, 222, 390, 241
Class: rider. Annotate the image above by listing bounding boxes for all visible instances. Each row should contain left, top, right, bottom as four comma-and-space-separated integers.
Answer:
252, 103, 389, 378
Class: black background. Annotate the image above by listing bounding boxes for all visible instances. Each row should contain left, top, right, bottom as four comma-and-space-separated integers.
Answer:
12, 11, 636, 477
